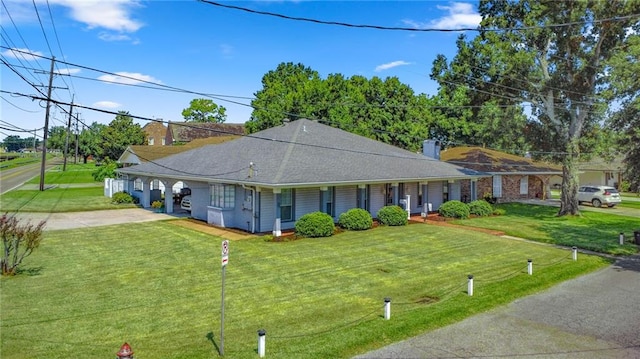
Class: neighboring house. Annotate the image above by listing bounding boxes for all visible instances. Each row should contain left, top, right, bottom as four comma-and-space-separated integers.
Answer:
576, 157, 625, 189
117, 119, 485, 235
142, 121, 167, 146
440, 146, 562, 202
165, 122, 245, 145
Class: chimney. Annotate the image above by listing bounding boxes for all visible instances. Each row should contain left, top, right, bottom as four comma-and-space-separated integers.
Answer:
423, 140, 441, 160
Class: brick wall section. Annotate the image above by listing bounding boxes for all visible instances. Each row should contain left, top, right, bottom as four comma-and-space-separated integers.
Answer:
450, 175, 555, 203
142, 122, 167, 146
461, 175, 547, 203
460, 180, 471, 202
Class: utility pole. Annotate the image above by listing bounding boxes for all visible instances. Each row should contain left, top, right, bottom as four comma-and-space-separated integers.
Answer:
74, 118, 79, 164
63, 95, 74, 171
39, 56, 55, 191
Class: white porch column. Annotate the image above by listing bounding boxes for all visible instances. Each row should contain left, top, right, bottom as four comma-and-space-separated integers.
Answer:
162, 179, 177, 213
272, 188, 281, 237
140, 176, 151, 208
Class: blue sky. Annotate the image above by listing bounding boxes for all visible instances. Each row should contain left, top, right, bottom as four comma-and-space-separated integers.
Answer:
1, 0, 481, 142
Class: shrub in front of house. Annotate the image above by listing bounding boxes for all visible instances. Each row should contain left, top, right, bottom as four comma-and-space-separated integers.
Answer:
376, 205, 408, 226
438, 200, 470, 219
295, 212, 335, 237
468, 200, 493, 217
338, 208, 373, 230
112, 191, 134, 204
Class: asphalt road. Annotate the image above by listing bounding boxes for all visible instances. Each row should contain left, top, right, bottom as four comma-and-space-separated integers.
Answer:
0, 157, 63, 194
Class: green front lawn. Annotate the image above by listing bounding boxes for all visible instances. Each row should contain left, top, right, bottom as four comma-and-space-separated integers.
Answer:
618, 200, 640, 210
25, 163, 102, 184
0, 186, 136, 212
452, 203, 639, 255
0, 222, 608, 359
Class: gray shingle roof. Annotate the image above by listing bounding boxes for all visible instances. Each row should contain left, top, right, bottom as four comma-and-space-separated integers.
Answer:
119, 119, 484, 188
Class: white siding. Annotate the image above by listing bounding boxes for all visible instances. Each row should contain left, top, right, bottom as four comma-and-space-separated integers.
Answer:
335, 186, 357, 218
295, 188, 319, 219
427, 181, 444, 210
260, 190, 275, 232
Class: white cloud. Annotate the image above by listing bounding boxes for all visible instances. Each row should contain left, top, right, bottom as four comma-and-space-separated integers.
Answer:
97, 72, 162, 85
2, 48, 43, 61
50, 0, 144, 32
375, 61, 412, 72
93, 101, 122, 109
98, 32, 132, 42
403, 2, 481, 30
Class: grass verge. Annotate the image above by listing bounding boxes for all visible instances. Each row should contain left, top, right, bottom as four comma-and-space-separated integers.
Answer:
0, 186, 136, 212
1, 221, 609, 359
452, 203, 639, 255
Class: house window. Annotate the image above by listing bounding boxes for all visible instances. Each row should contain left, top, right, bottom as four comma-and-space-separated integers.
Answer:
443, 182, 449, 202
134, 178, 143, 191
357, 186, 368, 210
161, 138, 166, 145
148, 137, 154, 145
280, 188, 293, 222
321, 187, 334, 216
417, 184, 423, 206
210, 184, 235, 209
493, 175, 503, 198
385, 184, 394, 205
520, 176, 529, 195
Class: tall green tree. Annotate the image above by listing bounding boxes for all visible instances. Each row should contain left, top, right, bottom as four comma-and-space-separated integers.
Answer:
181, 98, 227, 123
46, 126, 67, 152
443, 0, 638, 215
100, 112, 145, 161
431, 34, 529, 153
247, 62, 324, 133
605, 34, 640, 192
78, 122, 106, 163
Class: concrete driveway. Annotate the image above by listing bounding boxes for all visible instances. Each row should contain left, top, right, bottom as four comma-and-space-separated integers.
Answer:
355, 256, 640, 359
6, 208, 183, 230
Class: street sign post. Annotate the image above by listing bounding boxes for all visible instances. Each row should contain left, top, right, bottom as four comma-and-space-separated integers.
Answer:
220, 240, 229, 356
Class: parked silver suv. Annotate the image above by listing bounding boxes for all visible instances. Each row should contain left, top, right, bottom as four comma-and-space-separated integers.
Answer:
577, 185, 622, 208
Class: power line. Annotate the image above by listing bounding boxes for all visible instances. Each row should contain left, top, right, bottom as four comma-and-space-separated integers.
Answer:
31, 0, 53, 55
0, 95, 42, 113
45, 0, 77, 98
197, 1, 640, 32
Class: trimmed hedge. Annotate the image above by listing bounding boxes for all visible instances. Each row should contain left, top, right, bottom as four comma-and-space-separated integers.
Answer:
376, 205, 408, 226
112, 191, 134, 204
295, 211, 335, 238
468, 200, 493, 217
438, 200, 470, 219
338, 208, 373, 230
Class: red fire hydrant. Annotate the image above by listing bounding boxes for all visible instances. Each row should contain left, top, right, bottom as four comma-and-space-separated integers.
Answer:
116, 342, 134, 359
